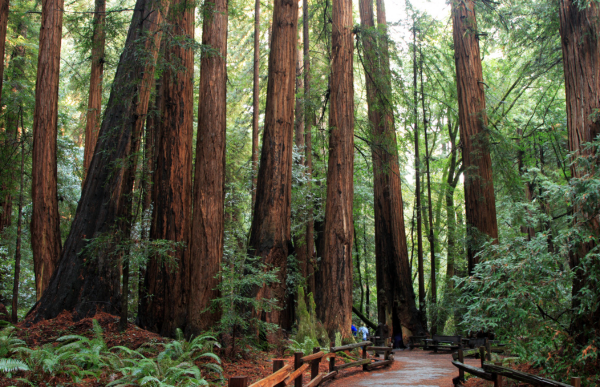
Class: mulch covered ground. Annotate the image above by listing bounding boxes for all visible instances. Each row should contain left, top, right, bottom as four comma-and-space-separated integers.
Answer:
1, 312, 372, 386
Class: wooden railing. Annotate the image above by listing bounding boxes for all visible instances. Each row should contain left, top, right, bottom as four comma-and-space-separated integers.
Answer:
451, 346, 582, 387
227, 341, 394, 387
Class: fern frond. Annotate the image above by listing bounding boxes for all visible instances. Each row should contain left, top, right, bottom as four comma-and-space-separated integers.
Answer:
0, 358, 29, 373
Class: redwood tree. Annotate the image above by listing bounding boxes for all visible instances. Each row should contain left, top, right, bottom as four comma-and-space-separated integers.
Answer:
359, 0, 425, 337
0, 0, 9, 102
187, 0, 227, 335
28, 0, 170, 321
83, 0, 106, 178
31, 0, 64, 300
320, 0, 354, 338
137, 0, 194, 336
248, 0, 298, 328
451, 0, 498, 274
558, 0, 600, 340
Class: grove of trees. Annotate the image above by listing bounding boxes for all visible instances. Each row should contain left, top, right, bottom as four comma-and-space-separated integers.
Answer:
1, 0, 600, 383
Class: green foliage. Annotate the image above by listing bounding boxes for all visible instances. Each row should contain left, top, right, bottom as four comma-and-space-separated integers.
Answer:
211, 253, 281, 356
0, 358, 29, 373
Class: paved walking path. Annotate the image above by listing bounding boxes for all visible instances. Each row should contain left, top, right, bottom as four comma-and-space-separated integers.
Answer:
326, 349, 481, 387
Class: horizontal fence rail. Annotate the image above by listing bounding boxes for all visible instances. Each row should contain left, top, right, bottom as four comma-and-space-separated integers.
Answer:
228, 341, 394, 387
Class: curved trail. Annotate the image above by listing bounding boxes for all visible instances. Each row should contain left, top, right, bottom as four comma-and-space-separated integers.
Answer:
326, 349, 481, 387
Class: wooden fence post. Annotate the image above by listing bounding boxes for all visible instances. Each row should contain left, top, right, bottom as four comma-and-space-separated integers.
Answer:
273, 360, 285, 387
362, 343, 368, 371
294, 352, 303, 387
479, 346, 486, 368
485, 339, 492, 361
494, 361, 503, 387
311, 347, 320, 380
571, 377, 581, 387
228, 376, 248, 387
458, 348, 464, 382
329, 353, 336, 373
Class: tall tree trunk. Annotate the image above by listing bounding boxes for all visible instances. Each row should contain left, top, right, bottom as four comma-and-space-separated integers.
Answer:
251, 0, 260, 206
412, 21, 425, 322
421, 50, 436, 334
28, 0, 170, 321
359, 0, 425, 338
558, 0, 600, 342
248, 0, 298, 329
187, 0, 227, 335
11, 115, 25, 324
31, 0, 64, 300
303, 0, 315, 297
451, 0, 498, 274
320, 0, 354, 338
353, 224, 363, 313
138, 0, 194, 336
83, 0, 106, 178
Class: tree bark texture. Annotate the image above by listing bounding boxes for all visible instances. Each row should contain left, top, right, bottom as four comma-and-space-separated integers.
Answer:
251, 0, 260, 206
27, 0, 169, 321
187, 0, 227, 335
83, 0, 106, 179
451, 0, 498, 274
359, 0, 425, 337
558, 0, 600, 339
320, 0, 354, 338
248, 0, 298, 329
138, 0, 194, 336
303, 0, 315, 297
11, 122, 25, 323
31, 0, 64, 300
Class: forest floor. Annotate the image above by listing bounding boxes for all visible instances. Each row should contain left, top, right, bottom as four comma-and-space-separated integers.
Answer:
323, 348, 539, 387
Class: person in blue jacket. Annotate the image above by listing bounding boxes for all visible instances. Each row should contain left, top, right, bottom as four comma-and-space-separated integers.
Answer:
351, 324, 357, 337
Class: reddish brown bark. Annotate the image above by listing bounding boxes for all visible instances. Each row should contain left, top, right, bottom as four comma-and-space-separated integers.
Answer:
83, 0, 106, 178
28, 0, 170, 321
251, 0, 260, 206
359, 0, 425, 337
138, 0, 194, 336
187, 0, 227, 335
320, 0, 354, 338
248, 0, 298, 329
451, 0, 498, 274
31, 0, 64, 300
558, 0, 600, 339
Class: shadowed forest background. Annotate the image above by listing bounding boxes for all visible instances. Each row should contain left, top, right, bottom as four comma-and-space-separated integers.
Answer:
0, 0, 599, 385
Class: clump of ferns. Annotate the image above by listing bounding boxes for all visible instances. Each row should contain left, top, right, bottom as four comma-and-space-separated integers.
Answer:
107, 329, 223, 387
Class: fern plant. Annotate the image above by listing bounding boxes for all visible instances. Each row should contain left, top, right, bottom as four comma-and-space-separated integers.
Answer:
0, 358, 29, 373
108, 330, 223, 386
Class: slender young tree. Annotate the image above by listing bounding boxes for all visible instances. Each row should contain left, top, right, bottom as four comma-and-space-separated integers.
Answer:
420, 47, 436, 333
138, 0, 194, 336
303, 0, 315, 296
31, 0, 64, 300
83, 0, 107, 178
451, 0, 498, 274
320, 0, 354, 337
359, 0, 426, 337
28, 0, 171, 321
11, 116, 25, 323
412, 20, 425, 319
251, 0, 260, 205
558, 0, 600, 341
187, 0, 227, 335
294, 51, 308, 281
0, 0, 9, 103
